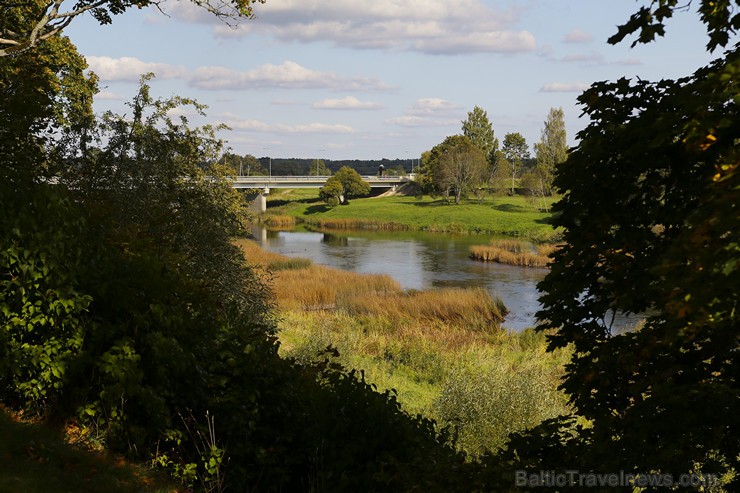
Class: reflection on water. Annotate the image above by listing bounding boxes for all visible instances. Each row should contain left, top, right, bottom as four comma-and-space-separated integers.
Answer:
252, 226, 547, 331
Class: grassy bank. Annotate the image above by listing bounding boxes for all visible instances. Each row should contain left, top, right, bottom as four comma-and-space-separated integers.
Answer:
264, 190, 560, 242
238, 239, 571, 455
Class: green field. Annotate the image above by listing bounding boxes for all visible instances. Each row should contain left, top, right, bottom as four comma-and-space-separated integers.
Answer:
265, 190, 560, 241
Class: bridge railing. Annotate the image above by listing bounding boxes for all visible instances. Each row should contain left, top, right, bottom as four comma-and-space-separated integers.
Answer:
227, 175, 408, 182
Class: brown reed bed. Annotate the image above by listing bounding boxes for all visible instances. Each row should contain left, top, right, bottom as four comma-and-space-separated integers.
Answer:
260, 214, 298, 227
470, 239, 559, 268
302, 218, 411, 231
237, 238, 508, 330
340, 287, 507, 331
273, 265, 401, 311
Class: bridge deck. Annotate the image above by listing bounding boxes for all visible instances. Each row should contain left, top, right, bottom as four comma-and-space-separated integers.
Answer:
230, 175, 412, 189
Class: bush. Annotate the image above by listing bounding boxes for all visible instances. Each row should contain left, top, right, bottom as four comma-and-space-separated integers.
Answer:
435, 359, 569, 456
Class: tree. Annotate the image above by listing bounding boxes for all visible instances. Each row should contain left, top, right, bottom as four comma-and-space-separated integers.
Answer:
309, 158, 332, 176
461, 105, 498, 162
0, 0, 262, 56
532, 107, 567, 197
0, 32, 97, 181
462, 105, 501, 198
319, 166, 370, 205
219, 152, 264, 176
425, 135, 487, 204
506, 2, 740, 489
501, 132, 530, 194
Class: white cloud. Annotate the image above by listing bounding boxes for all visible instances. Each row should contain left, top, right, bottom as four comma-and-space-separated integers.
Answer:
312, 96, 384, 110
190, 61, 392, 91
88, 57, 391, 93
87, 56, 187, 81
386, 98, 461, 127
563, 29, 593, 44
164, 0, 536, 55
96, 90, 124, 100
560, 51, 604, 63
221, 113, 356, 134
407, 98, 461, 116
539, 82, 590, 93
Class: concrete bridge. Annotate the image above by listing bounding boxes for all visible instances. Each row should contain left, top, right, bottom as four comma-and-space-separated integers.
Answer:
230, 175, 413, 189
232, 175, 415, 213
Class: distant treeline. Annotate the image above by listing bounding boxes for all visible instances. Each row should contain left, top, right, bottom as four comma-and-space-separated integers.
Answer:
257, 158, 414, 176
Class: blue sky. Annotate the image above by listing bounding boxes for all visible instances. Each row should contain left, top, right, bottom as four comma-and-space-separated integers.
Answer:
66, 0, 716, 161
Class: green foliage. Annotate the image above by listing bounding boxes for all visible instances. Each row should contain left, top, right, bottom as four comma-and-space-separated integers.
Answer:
526, 5, 740, 489
0, 33, 97, 180
502, 132, 530, 194
319, 178, 344, 206
422, 135, 487, 204
2, 37, 473, 490
0, 184, 90, 411
435, 360, 569, 456
0, 0, 262, 56
461, 105, 498, 162
309, 158, 332, 176
218, 152, 264, 176
319, 165, 370, 205
607, 0, 740, 52
532, 107, 567, 199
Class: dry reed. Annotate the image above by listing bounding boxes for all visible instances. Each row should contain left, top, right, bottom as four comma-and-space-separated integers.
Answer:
273, 265, 401, 311
341, 288, 507, 331
469, 239, 559, 267
303, 218, 411, 231
260, 214, 298, 227
237, 239, 508, 330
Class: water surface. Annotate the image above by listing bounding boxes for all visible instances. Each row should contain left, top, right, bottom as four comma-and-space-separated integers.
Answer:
251, 226, 547, 330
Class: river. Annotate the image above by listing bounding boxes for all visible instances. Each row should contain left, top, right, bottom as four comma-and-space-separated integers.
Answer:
251, 226, 547, 330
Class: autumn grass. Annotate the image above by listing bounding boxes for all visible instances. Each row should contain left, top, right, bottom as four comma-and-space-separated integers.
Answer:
470, 239, 561, 267
260, 214, 298, 228
266, 193, 561, 241
273, 265, 401, 311
302, 217, 412, 231
341, 288, 507, 331
279, 310, 571, 453
237, 240, 571, 455
236, 239, 505, 328
0, 408, 180, 493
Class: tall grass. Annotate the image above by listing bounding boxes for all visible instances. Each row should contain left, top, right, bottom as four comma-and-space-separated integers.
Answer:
341, 288, 506, 331
237, 239, 506, 329
278, 309, 572, 454
237, 240, 569, 457
470, 239, 560, 267
274, 265, 400, 311
236, 238, 313, 271
302, 217, 411, 231
260, 214, 298, 227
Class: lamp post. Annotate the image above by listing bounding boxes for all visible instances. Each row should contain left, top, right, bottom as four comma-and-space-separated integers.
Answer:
263, 147, 271, 182
316, 148, 325, 177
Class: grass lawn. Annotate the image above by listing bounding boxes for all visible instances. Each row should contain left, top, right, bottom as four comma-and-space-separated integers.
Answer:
264, 192, 560, 241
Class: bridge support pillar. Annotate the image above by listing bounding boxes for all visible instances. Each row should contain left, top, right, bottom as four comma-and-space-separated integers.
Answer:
248, 193, 267, 214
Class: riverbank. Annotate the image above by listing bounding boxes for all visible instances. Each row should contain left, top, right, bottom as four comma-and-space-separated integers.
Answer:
238, 239, 570, 456
263, 190, 561, 242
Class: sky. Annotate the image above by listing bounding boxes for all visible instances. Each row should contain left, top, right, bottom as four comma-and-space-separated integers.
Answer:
65, 0, 718, 161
